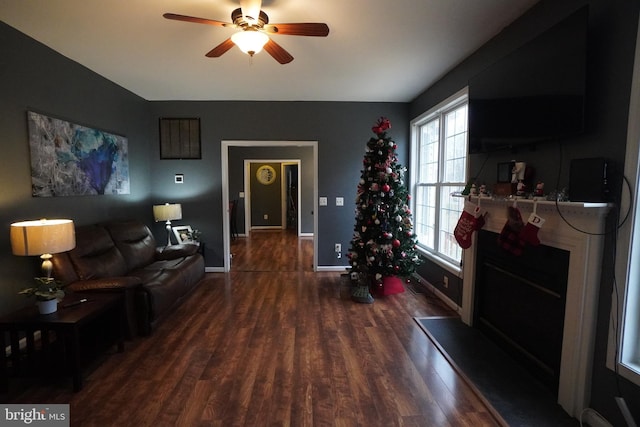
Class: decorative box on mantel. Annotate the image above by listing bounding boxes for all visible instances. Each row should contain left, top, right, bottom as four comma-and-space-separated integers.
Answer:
458, 195, 613, 418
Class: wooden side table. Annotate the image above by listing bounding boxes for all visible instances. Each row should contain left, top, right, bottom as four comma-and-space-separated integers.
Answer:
0, 292, 125, 392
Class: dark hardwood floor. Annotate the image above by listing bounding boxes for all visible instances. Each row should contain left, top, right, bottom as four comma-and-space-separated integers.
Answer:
4, 230, 500, 426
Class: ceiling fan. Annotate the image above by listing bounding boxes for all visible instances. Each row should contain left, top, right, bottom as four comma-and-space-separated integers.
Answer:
163, 0, 329, 64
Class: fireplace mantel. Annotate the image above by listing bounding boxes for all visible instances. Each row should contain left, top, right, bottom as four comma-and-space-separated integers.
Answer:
459, 195, 612, 418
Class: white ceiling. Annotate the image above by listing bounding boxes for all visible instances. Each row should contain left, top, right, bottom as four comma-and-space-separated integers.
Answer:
0, 0, 539, 102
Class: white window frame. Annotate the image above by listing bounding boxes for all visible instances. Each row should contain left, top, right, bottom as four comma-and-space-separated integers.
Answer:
607, 15, 640, 387
409, 88, 469, 273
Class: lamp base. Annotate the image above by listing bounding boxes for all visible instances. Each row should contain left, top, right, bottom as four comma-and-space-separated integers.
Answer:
165, 221, 172, 246
40, 254, 53, 278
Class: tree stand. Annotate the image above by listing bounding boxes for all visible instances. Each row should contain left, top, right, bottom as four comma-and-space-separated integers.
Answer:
351, 284, 374, 304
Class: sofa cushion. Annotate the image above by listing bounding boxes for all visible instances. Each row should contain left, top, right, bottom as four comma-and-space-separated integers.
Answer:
104, 220, 157, 271
67, 224, 129, 280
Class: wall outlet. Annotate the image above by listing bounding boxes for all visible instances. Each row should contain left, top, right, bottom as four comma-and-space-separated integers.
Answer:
335, 243, 341, 252
443, 276, 449, 288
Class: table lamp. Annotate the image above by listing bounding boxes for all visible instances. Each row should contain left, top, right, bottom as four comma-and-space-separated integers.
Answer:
153, 203, 182, 246
10, 219, 76, 278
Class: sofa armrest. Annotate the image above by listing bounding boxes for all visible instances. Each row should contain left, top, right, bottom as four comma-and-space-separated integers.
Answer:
155, 244, 199, 260
66, 276, 142, 292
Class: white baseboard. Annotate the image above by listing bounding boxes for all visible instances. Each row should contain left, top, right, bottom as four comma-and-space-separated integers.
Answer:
204, 266, 347, 273
412, 273, 461, 313
316, 266, 350, 272
581, 408, 613, 427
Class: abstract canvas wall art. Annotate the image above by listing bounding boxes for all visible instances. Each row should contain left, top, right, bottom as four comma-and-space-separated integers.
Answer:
27, 111, 130, 197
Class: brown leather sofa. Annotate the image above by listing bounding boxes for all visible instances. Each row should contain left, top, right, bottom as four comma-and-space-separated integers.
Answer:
52, 220, 205, 336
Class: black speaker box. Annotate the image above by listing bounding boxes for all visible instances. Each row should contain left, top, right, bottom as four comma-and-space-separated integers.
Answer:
569, 158, 609, 202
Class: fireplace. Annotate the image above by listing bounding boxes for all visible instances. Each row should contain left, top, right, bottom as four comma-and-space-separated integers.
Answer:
475, 229, 570, 392
460, 196, 612, 418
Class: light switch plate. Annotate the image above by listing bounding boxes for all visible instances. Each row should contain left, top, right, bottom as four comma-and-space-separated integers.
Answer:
336, 197, 344, 206
319, 197, 328, 206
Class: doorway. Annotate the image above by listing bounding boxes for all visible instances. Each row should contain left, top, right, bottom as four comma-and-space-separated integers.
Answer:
243, 160, 300, 234
221, 141, 318, 273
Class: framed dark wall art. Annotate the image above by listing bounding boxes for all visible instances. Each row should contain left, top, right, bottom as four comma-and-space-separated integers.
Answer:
27, 111, 130, 197
159, 118, 201, 159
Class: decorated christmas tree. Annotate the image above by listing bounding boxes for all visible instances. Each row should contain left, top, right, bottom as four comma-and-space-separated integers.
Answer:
347, 117, 422, 303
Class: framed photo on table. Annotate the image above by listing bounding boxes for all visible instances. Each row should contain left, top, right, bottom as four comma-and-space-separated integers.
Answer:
172, 225, 193, 244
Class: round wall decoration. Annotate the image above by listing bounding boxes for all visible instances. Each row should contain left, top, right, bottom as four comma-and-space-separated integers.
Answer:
256, 165, 277, 185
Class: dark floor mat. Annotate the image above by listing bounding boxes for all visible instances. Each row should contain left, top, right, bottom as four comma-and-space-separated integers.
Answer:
415, 317, 579, 427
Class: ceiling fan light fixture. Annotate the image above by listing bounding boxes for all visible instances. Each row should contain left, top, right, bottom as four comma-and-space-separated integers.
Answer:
231, 30, 269, 56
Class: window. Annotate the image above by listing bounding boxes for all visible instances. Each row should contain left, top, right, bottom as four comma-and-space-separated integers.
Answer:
608, 19, 640, 386
612, 121, 640, 386
410, 88, 468, 269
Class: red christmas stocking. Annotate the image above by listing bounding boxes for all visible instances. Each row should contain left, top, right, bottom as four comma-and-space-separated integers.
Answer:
498, 206, 525, 255
454, 201, 485, 249
520, 213, 545, 246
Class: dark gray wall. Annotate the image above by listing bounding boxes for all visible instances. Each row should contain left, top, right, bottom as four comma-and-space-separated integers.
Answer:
410, 1, 640, 424
0, 21, 152, 316
148, 101, 409, 268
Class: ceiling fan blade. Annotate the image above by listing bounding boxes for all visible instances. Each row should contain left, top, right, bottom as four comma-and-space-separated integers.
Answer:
263, 39, 294, 64
264, 23, 329, 37
163, 13, 232, 27
239, 0, 262, 23
206, 38, 236, 57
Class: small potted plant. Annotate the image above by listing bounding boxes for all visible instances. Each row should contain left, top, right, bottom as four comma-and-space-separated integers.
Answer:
19, 277, 66, 314
186, 229, 201, 243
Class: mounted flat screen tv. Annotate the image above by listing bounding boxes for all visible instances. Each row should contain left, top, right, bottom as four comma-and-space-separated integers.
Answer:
468, 6, 588, 153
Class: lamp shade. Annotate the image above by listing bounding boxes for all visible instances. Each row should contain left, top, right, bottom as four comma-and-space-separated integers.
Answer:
231, 30, 269, 55
153, 203, 182, 222
10, 219, 76, 256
